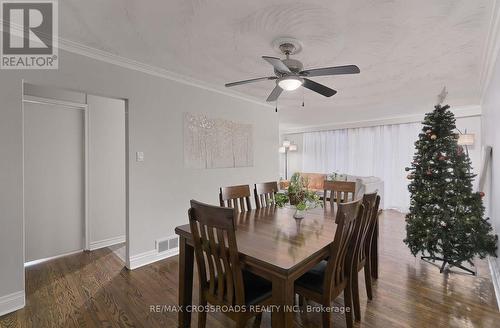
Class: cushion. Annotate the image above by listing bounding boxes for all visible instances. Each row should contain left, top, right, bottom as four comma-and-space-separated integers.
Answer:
295, 260, 327, 294
300, 173, 327, 190
242, 270, 272, 305
210, 270, 272, 305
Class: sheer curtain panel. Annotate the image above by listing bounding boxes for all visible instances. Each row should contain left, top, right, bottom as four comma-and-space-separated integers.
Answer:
302, 122, 421, 211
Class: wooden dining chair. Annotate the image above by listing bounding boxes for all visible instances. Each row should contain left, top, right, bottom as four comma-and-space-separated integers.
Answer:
219, 185, 252, 212
295, 199, 364, 328
349, 192, 380, 322
368, 195, 381, 280
254, 181, 278, 209
323, 181, 356, 207
188, 200, 272, 328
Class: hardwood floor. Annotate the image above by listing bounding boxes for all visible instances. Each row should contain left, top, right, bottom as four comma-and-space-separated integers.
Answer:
1, 210, 499, 327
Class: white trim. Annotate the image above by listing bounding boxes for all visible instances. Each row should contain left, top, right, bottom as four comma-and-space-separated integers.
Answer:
488, 257, 500, 311
89, 235, 126, 251
84, 101, 90, 251
23, 95, 87, 110
24, 249, 83, 267
128, 248, 179, 270
480, 0, 500, 102
56, 37, 272, 109
21, 80, 26, 315
280, 105, 481, 135
0, 291, 25, 317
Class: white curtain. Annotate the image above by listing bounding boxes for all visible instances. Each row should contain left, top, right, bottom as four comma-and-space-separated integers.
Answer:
302, 122, 422, 211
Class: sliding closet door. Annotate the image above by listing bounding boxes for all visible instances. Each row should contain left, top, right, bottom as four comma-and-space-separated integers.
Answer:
24, 101, 85, 262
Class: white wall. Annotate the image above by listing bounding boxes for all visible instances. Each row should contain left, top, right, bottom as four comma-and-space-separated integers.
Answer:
0, 50, 278, 309
482, 44, 500, 269
88, 95, 126, 249
281, 115, 483, 179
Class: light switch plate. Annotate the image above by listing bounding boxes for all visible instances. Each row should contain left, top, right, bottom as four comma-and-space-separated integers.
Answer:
136, 151, 144, 162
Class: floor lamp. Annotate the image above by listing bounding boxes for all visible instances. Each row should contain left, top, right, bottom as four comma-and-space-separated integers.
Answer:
457, 129, 474, 157
279, 140, 297, 180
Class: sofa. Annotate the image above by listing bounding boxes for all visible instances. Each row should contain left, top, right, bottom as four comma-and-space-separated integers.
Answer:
280, 172, 385, 209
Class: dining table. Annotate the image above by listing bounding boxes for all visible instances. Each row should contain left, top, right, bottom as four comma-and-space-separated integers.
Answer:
174, 204, 378, 328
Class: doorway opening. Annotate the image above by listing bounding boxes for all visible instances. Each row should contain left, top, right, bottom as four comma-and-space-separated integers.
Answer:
22, 82, 129, 270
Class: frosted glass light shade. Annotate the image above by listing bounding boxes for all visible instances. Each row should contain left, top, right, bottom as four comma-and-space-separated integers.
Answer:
278, 77, 303, 91
279, 146, 286, 153
457, 133, 474, 146
289, 144, 298, 151
282, 140, 291, 147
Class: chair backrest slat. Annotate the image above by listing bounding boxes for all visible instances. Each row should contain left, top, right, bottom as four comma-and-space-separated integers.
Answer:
189, 200, 245, 305
323, 180, 356, 207
323, 199, 363, 292
254, 181, 279, 208
219, 185, 252, 213
363, 193, 380, 260
345, 193, 374, 274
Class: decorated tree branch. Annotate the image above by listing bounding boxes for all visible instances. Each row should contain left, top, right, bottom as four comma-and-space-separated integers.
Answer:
404, 104, 497, 274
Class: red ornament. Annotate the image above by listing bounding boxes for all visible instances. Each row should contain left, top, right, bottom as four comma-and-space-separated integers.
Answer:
479, 191, 485, 198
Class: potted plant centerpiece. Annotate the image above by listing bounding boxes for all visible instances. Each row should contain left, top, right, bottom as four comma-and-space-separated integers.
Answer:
275, 173, 322, 219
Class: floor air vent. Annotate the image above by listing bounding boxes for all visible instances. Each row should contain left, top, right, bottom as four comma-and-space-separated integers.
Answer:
156, 236, 178, 253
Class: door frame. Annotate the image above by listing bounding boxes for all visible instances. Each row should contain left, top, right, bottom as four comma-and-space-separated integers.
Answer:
22, 94, 91, 261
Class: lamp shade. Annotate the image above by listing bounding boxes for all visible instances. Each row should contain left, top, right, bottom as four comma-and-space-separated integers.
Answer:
278, 77, 303, 91
457, 133, 474, 146
289, 144, 298, 152
279, 146, 286, 153
282, 140, 291, 147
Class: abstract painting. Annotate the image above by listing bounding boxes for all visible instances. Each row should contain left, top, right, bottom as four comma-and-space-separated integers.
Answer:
183, 113, 253, 169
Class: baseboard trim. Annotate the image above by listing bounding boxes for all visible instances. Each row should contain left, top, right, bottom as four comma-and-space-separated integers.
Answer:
89, 235, 126, 251
128, 248, 179, 270
488, 256, 500, 310
24, 249, 83, 267
0, 291, 25, 317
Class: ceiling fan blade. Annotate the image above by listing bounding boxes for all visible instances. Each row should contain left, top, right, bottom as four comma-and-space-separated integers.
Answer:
303, 78, 337, 97
266, 85, 283, 102
300, 65, 360, 77
225, 76, 277, 87
262, 56, 291, 74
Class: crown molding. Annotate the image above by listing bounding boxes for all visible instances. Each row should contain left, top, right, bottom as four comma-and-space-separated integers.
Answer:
479, 0, 500, 102
55, 37, 273, 109
280, 105, 481, 135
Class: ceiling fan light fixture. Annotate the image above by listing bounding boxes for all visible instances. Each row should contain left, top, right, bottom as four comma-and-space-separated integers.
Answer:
278, 76, 303, 91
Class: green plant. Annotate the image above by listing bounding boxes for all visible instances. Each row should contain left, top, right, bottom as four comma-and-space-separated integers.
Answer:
274, 193, 289, 208
288, 172, 308, 205
404, 104, 497, 272
296, 202, 307, 211
286, 172, 323, 209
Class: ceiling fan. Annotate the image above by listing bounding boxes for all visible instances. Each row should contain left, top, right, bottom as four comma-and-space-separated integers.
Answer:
225, 40, 360, 102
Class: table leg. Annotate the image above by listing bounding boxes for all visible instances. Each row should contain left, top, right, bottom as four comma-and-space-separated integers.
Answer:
271, 276, 295, 328
371, 219, 379, 279
178, 236, 194, 328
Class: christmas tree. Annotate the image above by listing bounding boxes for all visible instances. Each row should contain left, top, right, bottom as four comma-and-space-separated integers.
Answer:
404, 104, 497, 274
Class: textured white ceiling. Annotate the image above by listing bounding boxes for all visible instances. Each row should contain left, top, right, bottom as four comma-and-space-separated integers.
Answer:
61, 0, 493, 130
